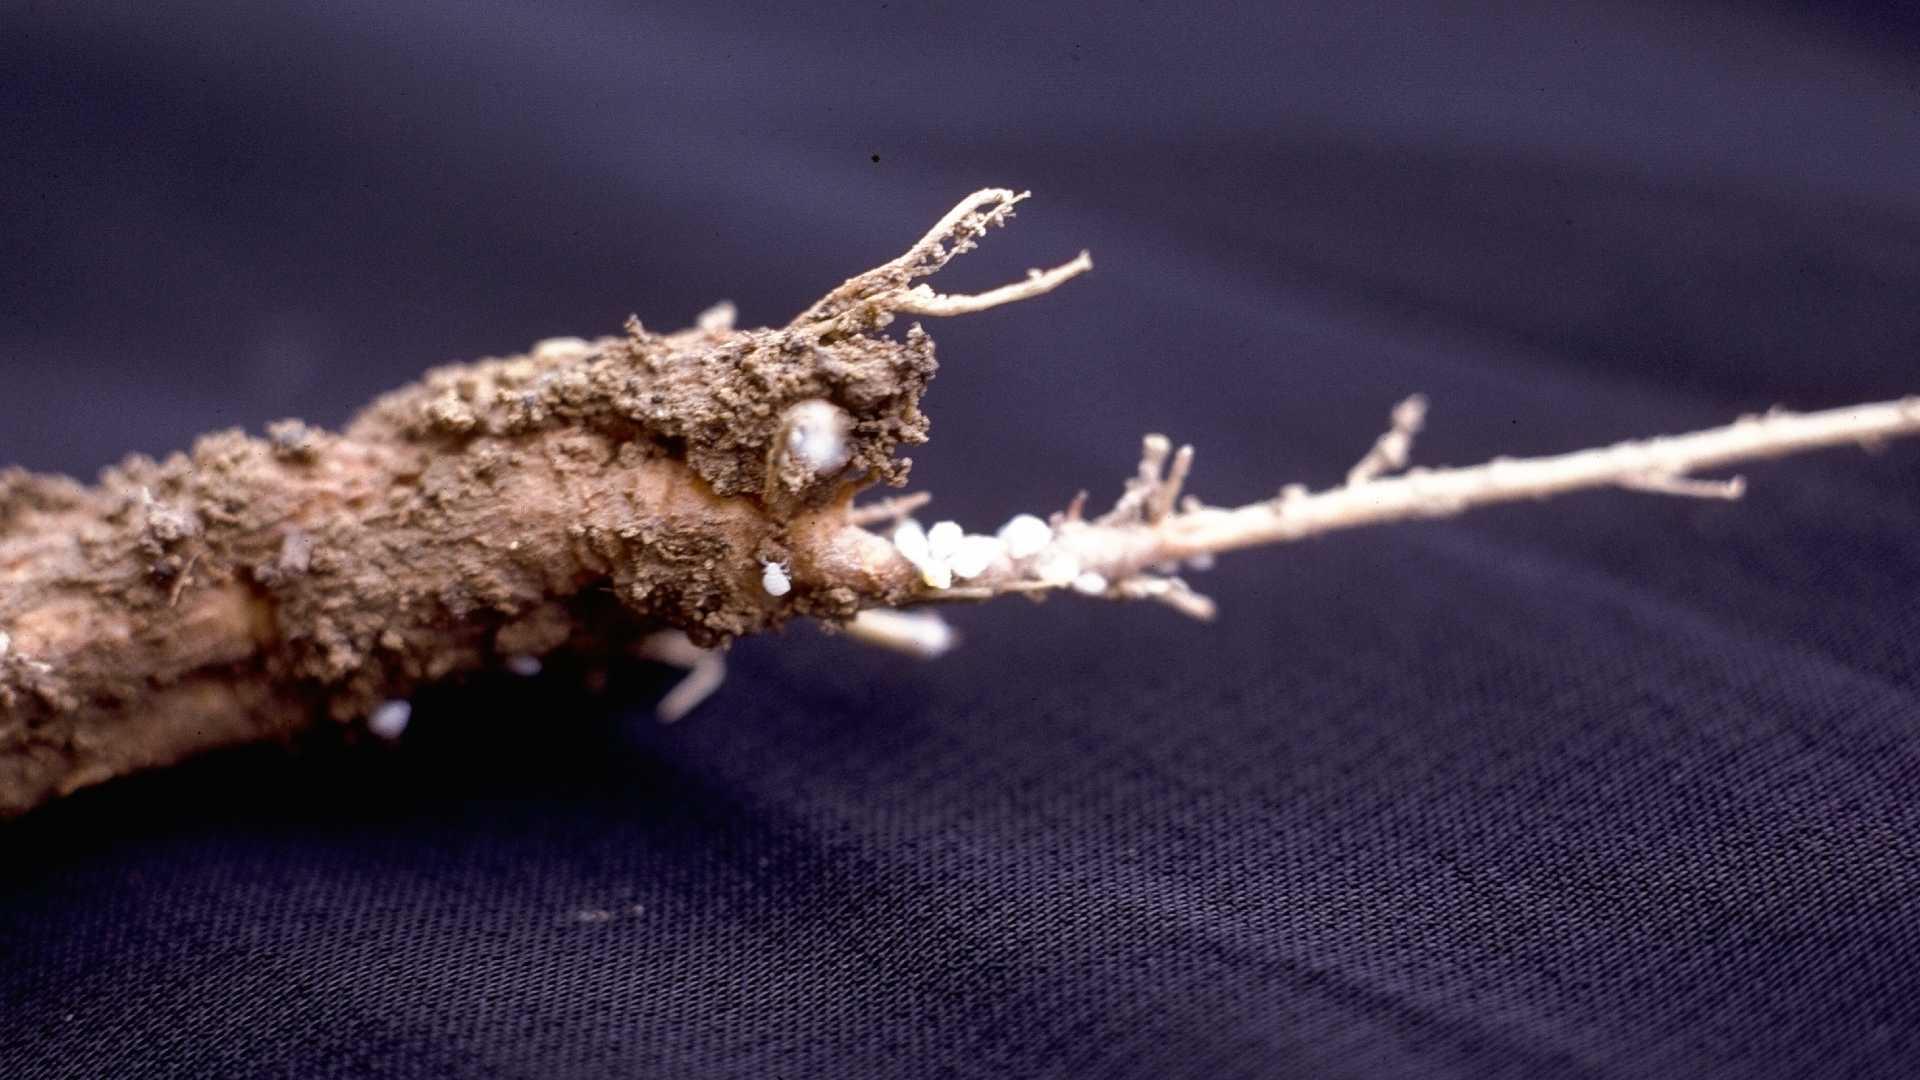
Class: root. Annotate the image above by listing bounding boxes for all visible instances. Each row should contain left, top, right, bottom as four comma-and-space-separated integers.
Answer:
635, 631, 728, 724
2, 187, 1915, 817
846, 609, 960, 659
845, 397, 1920, 620
888, 251, 1094, 318
790, 188, 1091, 334
1346, 395, 1427, 487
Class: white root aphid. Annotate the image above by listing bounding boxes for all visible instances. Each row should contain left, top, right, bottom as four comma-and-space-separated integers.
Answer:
891, 519, 1013, 588
367, 699, 412, 741
949, 535, 1002, 580
783, 399, 852, 476
760, 560, 793, 597
1032, 549, 1081, 587
887, 518, 1006, 587
997, 514, 1053, 559
696, 300, 737, 333
891, 520, 953, 589
530, 336, 592, 362
892, 519, 930, 563
926, 520, 964, 563
1072, 571, 1109, 596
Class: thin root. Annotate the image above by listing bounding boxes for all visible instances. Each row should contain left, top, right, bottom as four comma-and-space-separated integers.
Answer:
1619, 472, 1747, 500
636, 630, 728, 723
791, 189, 1089, 330
848, 492, 934, 526
845, 609, 959, 659
1347, 394, 1428, 486
889, 252, 1094, 317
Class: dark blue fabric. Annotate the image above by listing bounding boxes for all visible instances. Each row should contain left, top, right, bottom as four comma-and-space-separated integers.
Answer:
4, 3, 1919, 1077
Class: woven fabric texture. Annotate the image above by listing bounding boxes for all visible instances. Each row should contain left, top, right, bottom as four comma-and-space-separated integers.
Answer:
4, 3, 1918, 1077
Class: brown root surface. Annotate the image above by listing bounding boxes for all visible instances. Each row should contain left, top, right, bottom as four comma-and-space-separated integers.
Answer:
0, 301, 944, 816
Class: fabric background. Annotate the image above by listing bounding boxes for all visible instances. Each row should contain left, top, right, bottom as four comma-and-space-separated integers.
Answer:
4, 2, 1919, 1077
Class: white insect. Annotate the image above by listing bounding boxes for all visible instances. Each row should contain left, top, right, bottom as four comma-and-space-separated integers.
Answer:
1072, 571, 1109, 596
892, 519, 930, 562
891, 520, 952, 589
367, 699, 412, 740
997, 513, 1053, 559
948, 535, 1002, 580
760, 559, 792, 597
926, 520, 964, 563
1031, 549, 1081, 587
783, 399, 852, 476
530, 336, 592, 362
696, 300, 737, 333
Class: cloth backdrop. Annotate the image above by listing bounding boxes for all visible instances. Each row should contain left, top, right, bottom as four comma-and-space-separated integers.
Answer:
4, 2, 1918, 1076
